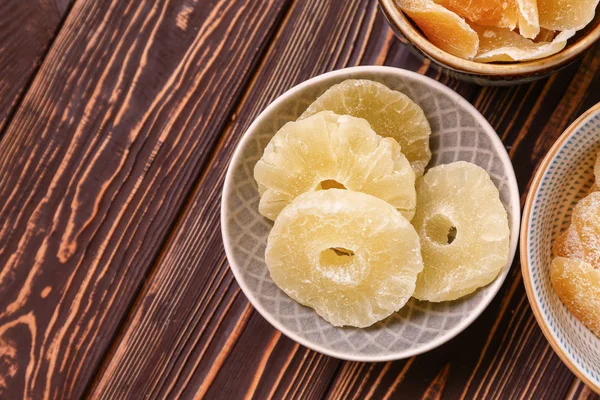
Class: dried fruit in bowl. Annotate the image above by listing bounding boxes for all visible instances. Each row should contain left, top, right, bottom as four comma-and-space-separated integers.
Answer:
434, 0, 518, 29
551, 257, 600, 337
517, 0, 541, 38
265, 190, 424, 328
472, 25, 575, 62
395, 0, 479, 59
395, 0, 597, 62
553, 226, 584, 259
254, 111, 416, 221
538, 0, 600, 30
570, 191, 600, 268
300, 79, 432, 176
411, 162, 510, 302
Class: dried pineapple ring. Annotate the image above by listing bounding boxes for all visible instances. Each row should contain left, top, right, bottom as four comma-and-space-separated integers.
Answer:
434, 0, 518, 29
551, 257, 600, 337
254, 111, 416, 221
571, 192, 600, 268
553, 226, 584, 259
517, 0, 540, 39
472, 25, 575, 62
266, 190, 424, 328
396, 0, 479, 59
300, 79, 432, 176
538, 0, 600, 30
412, 162, 510, 302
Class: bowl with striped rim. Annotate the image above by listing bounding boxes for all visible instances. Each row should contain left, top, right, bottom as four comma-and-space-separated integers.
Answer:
222, 66, 520, 361
521, 102, 600, 393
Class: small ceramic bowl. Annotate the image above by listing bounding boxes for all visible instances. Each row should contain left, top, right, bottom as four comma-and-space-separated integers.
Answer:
378, 0, 600, 85
521, 102, 600, 393
222, 66, 520, 361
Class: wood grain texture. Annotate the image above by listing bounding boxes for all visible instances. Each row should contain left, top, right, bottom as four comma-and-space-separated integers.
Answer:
0, 0, 289, 398
4, 0, 600, 398
87, 0, 600, 396
0, 0, 71, 132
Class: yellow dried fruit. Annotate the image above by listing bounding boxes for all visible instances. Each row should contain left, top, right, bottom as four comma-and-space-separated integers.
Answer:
538, 0, 600, 30
254, 111, 416, 221
553, 226, 584, 259
395, 0, 480, 59
472, 24, 575, 62
435, 0, 518, 29
266, 190, 424, 328
517, 0, 540, 38
300, 79, 432, 176
412, 162, 510, 302
551, 257, 600, 337
571, 192, 600, 268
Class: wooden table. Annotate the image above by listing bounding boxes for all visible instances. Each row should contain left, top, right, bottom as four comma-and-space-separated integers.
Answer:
1, 0, 600, 398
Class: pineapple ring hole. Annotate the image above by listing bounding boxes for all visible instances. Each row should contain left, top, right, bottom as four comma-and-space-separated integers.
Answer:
317, 247, 367, 285
316, 179, 346, 190
425, 215, 458, 245
320, 247, 355, 265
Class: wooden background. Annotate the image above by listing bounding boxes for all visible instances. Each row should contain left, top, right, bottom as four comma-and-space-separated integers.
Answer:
1, 0, 599, 398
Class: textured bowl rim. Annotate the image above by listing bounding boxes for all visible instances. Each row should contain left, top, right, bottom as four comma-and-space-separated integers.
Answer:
378, 0, 600, 77
221, 65, 520, 361
521, 102, 600, 394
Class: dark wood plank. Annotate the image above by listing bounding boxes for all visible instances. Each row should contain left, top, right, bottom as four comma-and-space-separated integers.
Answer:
0, 0, 289, 398
0, 0, 71, 131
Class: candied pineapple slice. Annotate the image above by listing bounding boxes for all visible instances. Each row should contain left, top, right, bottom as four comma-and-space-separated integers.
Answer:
517, 0, 540, 39
553, 226, 584, 259
266, 190, 424, 328
571, 192, 600, 268
412, 162, 510, 302
300, 79, 432, 176
434, 0, 518, 29
538, 0, 600, 30
551, 257, 600, 337
472, 25, 575, 62
254, 111, 416, 221
395, 0, 479, 59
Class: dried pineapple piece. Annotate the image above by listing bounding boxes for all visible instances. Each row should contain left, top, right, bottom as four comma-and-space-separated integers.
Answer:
395, 0, 480, 59
300, 79, 432, 176
553, 226, 584, 259
551, 257, 600, 337
538, 0, 600, 30
435, 0, 518, 29
254, 111, 416, 221
472, 25, 575, 62
266, 190, 424, 328
412, 162, 510, 302
571, 192, 600, 268
517, 0, 540, 39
